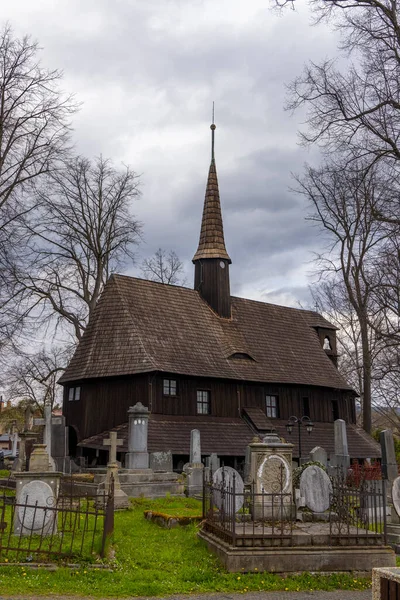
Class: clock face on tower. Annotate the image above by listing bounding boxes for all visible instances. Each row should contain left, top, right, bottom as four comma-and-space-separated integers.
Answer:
219, 261, 225, 269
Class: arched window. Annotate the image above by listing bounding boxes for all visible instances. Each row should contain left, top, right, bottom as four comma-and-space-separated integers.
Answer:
323, 336, 332, 351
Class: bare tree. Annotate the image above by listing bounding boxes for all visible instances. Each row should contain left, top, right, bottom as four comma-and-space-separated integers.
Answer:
298, 160, 389, 433
140, 248, 186, 285
1, 155, 141, 341
0, 24, 76, 230
1, 347, 68, 414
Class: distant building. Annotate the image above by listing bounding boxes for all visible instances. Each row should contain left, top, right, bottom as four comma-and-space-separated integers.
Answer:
59, 123, 380, 468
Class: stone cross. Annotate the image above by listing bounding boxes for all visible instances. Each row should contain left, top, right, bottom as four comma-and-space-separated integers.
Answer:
104, 431, 123, 465
190, 429, 201, 464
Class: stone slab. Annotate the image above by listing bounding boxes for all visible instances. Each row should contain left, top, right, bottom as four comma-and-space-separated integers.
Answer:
15, 480, 57, 535
300, 465, 332, 513
310, 446, 328, 468
150, 451, 172, 472
392, 477, 400, 517
199, 529, 395, 573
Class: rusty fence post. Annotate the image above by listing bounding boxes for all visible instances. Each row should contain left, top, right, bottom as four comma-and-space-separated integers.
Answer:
100, 474, 115, 558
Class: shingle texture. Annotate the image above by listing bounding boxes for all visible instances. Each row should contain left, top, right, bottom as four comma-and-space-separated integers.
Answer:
192, 159, 231, 262
79, 415, 380, 458
60, 274, 351, 390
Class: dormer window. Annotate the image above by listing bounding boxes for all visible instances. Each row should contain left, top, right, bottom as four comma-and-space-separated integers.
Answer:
228, 352, 255, 361
323, 336, 332, 351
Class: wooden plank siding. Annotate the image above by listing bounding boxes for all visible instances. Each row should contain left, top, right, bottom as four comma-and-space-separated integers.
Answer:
63, 371, 356, 442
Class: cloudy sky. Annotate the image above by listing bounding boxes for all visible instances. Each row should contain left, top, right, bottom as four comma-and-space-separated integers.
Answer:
3, 0, 339, 308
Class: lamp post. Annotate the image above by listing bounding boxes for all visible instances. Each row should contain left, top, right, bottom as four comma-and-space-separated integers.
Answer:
286, 415, 314, 465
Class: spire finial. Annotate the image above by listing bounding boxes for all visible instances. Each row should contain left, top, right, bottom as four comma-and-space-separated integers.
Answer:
210, 101, 216, 161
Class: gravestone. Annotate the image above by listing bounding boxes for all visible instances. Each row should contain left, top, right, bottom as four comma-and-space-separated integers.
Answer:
205, 453, 220, 473
11, 431, 20, 458
33, 407, 56, 471
310, 446, 328, 468
126, 402, 150, 470
331, 419, 350, 471
190, 429, 201, 465
249, 431, 295, 519
14, 480, 57, 535
380, 429, 398, 482
51, 415, 68, 472
213, 466, 244, 514
300, 465, 332, 513
150, 451, 172, 472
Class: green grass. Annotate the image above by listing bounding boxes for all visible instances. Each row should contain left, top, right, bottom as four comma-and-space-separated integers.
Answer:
0, 496, 371, 597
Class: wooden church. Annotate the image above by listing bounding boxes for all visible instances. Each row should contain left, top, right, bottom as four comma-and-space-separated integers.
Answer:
59, 123, 380, 468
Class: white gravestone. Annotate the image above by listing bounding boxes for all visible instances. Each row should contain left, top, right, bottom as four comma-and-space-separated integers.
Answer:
310, 446, 328, 468
258, 454, 291, 494
15, 480, 57, 535
300, 465, 332, 513
213, 466, 244, 514
392, 477, 400, 517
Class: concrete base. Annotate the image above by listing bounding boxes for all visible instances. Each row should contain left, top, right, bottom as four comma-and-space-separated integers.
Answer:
94, 470, 184, 499
198, 529, 396, 573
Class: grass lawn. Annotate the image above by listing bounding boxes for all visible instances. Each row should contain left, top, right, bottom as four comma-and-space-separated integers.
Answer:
0, 496, 371, 597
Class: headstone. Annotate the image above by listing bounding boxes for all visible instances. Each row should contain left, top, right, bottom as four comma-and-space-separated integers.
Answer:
29, 444, 53, 472
243, 445, 251, 484
310, 446, 328, 468
126, 403, 150, 470
213, 466, 244, 514
300, 465, 332, 513
380, 429, 398, 482
11, 431, 20, 458
51, 415, 68, 472
33, 407, 56, 471
182, 462, 191, 474
150, 451, 172, 472
331, 419, 350, 471
14, 480, 57, 535
205, 453, 220, 473
392, 477, 400, 517
187, 465, 204, 497
190, 429, 201, 465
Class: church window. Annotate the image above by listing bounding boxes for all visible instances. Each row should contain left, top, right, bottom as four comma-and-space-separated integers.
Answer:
302, 397, 310, 417
265, 395, 279, 418
163, 379, 177, 396
332, 399, 339, 421
323, 336, 332, 350
68, 386, 81, 401
197, 390, 211, 415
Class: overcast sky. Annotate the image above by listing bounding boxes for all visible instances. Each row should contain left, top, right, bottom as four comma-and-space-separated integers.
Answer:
3, 0, 339, 308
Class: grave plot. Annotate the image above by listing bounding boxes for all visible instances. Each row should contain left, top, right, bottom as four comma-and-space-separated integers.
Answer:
0, 474, 114, 563
199, 433, 395, 573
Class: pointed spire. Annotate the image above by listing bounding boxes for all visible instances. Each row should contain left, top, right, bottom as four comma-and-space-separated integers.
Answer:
192, 119, 231, 263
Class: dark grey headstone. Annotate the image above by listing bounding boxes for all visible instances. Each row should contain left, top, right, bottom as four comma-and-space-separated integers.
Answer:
380, 429, 398, 482
213, 467, 244, 513
150, 451, 172, 472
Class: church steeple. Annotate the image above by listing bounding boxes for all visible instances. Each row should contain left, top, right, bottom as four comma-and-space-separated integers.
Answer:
193, 118, 231, 318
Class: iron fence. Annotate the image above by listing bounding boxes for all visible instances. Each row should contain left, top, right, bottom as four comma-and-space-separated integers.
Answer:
0, 475, 114, 562
202, 468, 388, 549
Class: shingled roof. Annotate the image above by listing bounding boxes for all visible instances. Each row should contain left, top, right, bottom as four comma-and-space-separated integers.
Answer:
79, 414, 381, 458
59, 275, 351, 390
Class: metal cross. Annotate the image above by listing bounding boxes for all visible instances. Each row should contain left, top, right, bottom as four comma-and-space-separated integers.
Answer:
103, 431, 123, 464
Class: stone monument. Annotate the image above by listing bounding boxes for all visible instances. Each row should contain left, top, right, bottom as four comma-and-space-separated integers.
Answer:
100, 431, 129, 509
310, 446, 328, 468
126, 402, 150, 470
33, 405, 56, 471
187, 429, 204, 497
300, 465, 332, 513
330, 419, 350, 471
14, 443, 62, 536
380, 429, 398, 483
213, 466, 244, 515
249, 431, 294, 519
13, 404, 37, 472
